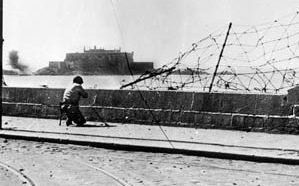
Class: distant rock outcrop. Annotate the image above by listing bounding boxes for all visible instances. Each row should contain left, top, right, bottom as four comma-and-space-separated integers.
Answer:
3, 69, 19, 75
35, 47, 154, 75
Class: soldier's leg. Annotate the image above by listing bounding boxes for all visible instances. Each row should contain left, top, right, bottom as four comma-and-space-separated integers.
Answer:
72, 107, 86, 126
63, 105, 73, 126
77, 111, 86, 126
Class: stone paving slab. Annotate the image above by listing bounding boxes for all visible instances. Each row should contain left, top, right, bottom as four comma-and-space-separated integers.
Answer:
1, 116, 299, 164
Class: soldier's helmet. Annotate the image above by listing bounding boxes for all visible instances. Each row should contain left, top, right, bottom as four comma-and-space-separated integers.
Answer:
73, 76, 84, 84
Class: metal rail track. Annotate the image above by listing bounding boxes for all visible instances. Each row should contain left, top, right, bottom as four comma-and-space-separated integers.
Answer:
73, 160, 132, 186
0, 159, 131, 186
0, 161, 36, 186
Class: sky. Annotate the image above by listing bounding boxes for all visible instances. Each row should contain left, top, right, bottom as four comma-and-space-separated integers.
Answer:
3, 0, 299, 71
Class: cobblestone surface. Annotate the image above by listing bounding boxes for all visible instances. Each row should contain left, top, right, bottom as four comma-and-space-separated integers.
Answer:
2, 116, 299, 162
0, 166, 23, 186
1, 138, 299, 186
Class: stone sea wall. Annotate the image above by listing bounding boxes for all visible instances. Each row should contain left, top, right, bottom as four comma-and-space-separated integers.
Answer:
2, 87, 299, 134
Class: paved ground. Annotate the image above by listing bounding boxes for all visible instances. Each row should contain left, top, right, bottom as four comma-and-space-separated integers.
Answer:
0, 165, 23, 186
1, 138, 299, 186
1, 116, 299, 164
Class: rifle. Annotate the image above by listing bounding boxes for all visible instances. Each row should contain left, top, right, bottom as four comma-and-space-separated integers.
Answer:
59, 102, 66, 126
90, 95, 110, 127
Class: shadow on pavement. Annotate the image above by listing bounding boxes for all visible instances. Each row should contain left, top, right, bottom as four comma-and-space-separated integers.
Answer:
70, 124, 116, 128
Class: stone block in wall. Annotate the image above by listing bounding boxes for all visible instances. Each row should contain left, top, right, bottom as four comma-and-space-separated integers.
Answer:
111, 91, 128, 107
8, 88, 59, 105
269, 117, 289, 129
287, 86, 299, 105
45, 105, 59, 118
158, 110, 172, 125
91, 90, 113, 107
287, 118, 299, 127
180, 111, 195, 124
135, 91, 150, 108
89, 90, 104, 106
122, 108, 136, 123
100, 108, 111, 121
78, 91, 94, 106
112, 108, 126, 122
34, 105, 59, 118
271, 96, 285, 115
30, 88, 63, 105
232, 94, 256, 114
2, 87, 16, 102
202, 113, 213, 124
277, 96, 291, 115
34, 89, 49, 104
145, 110, 157, 124
133, 109, 148, 123
95, 107, 119, 122
253, 95, 270, 115
82, 107, 104, 121
194, 113, 204, 125
218, 93, 233, 113
15, 103, 24, 115
122, 90, 144, 108
123, 91, 145, 109
18, 104, 34, 116
151, 110, 164, 124
49, 89, 64, 105
264, 117, 273, 131
243, 116, 265, 130
169, 91, 186, 110
243, 116, 255, 128
103, 108, 119, 122
2, 88, 9, 102
169, 110, 182, 125
176, 92, 195, 111
28, 89, 39, 103
41, 91, 53, 105
255, 94, 285, 115
191, 93, 204, 111
164, 91, 190, 111
155, 91, 168, 110
231, 115, 245, 129
262, 117, 272, 129
35, 105, 45, 117
292, 105, 299, 116
2, 103, 17, 116
142, 91, 191, 111
263, 117, 289, 133
252, 117, 264, 128
112, 90, 128, 107
15, 88, 28, 103
201, 93, 214, 112
211, 113, 232, 128
286, 118, 299, 134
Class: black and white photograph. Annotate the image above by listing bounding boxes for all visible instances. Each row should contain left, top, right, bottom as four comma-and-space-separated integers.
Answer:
1, 0, 299, 185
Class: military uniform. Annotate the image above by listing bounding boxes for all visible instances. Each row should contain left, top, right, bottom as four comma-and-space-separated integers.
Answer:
62, 77, 88, 126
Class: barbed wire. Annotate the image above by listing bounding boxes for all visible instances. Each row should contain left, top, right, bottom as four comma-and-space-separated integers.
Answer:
121, 11, 299, 94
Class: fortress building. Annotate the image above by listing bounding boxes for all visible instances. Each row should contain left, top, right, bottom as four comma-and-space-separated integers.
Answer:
40, 46, 154, 75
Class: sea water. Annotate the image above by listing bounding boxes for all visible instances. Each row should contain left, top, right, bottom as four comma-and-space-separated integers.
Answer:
3, 75, 292, 94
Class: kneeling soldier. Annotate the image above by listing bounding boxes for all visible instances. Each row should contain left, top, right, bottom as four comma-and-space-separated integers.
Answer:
61, 76, 88, 126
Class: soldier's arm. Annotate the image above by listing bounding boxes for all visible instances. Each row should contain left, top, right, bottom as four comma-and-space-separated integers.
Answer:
79, 86, 88, 98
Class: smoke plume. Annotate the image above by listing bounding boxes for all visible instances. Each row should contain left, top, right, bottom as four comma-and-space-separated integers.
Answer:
8, 50, 30, 74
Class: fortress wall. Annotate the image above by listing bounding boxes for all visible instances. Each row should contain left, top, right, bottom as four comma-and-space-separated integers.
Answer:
2, 87, 298, 134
